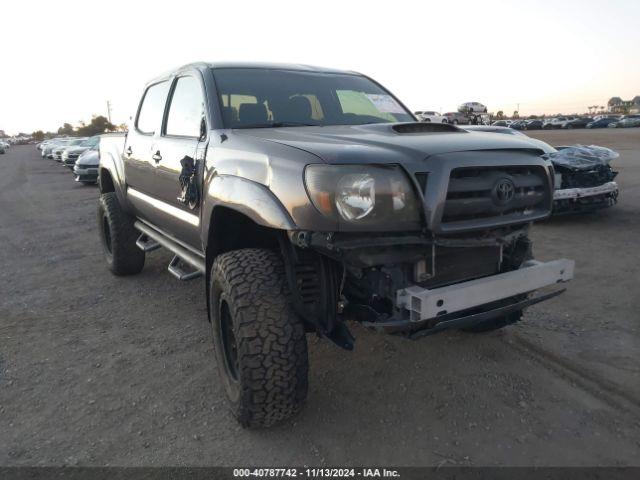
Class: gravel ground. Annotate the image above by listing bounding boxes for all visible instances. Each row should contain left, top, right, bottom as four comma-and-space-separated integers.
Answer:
1, 129, 639, 466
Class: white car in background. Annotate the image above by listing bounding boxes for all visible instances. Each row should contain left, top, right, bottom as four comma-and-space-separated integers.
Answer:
414, 110, 448, 123
543, 117, 575, 129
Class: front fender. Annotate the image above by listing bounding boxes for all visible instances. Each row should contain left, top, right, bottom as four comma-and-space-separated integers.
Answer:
201, 174, 297, 247
98, 140, 130, 210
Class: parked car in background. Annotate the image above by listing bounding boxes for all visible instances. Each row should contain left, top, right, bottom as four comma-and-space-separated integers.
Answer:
543, 117, 571, 129
53, 138, 87, 162
42, 139, 72, 159
562, 117, 593, 129
414, 111, 448, 123
0, 141, 8, 154
593, 114, 621, 121
586, 117, 619, 129
550, 145, 619, 214
510, 120, 528, 130
491, 120, 513, 127
524, 119, 544, 130
73, 143, 100, 184
608, 114, 640, 128
458, 101, 487, 113
442, 111, 470, 124
61, 136, 99, 168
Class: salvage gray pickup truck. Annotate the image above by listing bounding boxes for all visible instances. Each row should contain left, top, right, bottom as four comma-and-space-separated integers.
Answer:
97, 62, 574, 428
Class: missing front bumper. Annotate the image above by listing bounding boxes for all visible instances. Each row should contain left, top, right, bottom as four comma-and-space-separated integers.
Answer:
397, 258, 574, 322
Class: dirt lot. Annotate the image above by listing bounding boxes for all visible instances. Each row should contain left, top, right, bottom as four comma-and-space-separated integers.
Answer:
1, 129, 639, 466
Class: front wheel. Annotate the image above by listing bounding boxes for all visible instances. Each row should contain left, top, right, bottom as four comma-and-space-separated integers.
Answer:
209, 248, 309, 428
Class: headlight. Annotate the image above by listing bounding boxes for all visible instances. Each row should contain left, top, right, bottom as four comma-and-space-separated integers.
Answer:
305, 164, 420, 228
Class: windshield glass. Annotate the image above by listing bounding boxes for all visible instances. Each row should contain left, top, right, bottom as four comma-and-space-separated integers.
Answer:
212, 68, 413, 128
82, 136, 99, 147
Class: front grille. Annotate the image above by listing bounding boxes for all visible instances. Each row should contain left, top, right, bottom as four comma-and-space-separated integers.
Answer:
442, 166, 550, 225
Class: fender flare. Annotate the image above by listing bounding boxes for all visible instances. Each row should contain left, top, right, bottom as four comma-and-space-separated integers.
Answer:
98, 149, 129, 208
201, 174, 297, 248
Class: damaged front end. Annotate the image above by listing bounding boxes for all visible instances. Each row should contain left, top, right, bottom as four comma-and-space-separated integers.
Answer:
549, 145, 620, 214
281, 153, 574, 348
283, 226, 573, 348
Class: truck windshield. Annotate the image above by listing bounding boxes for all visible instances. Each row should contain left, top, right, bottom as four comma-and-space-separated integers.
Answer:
212, 68, 414, 128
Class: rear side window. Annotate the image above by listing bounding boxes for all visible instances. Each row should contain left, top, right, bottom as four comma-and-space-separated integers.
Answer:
165, 76, 205, 137
136, 81, 170, 134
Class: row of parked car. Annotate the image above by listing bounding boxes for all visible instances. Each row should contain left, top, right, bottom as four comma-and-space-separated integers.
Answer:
492, 114, 640, 130
37, 136, 100, 183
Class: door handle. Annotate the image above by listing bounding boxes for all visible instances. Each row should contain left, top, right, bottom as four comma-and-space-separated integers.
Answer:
152, 150, 162, 163
125, 146, 133, 157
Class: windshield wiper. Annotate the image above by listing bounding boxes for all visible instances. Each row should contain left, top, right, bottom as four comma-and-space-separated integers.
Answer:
234, 121, 320, 129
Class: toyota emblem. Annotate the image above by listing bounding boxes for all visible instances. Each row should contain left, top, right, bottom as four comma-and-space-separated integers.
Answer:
493, 178, 516, 205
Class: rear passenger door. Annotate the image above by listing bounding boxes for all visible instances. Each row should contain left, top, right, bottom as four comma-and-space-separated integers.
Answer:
150, 74, 207, 248
125, 80, 171, 200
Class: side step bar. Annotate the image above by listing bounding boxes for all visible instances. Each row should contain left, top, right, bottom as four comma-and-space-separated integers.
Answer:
168, 255, 202, 281
136, 234, 161, 252
134, 221, 205, 281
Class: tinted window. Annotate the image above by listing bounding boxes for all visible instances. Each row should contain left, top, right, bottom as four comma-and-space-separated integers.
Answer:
212, 68, 413, 128
136, 81, 170, 134
166, 76, 205, 137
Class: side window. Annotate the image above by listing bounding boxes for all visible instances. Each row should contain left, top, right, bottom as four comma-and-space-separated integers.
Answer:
136, 81, 170, 134
165, 76, 205, 137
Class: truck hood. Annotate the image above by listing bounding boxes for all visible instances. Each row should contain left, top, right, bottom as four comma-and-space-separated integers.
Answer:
237, 123, 553, 164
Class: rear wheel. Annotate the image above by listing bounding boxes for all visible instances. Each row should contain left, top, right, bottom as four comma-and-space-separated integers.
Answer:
209, 248, 309, 428
97, 192, 145, 276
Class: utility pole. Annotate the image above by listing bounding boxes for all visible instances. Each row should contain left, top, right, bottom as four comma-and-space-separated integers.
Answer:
106, 100, 112, 123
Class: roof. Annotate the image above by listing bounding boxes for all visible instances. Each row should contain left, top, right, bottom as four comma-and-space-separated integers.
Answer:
204, 61, 356, 74
144, 62, 361, 89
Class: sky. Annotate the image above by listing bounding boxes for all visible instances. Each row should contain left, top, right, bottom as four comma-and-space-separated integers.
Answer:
0, 0, 639, 135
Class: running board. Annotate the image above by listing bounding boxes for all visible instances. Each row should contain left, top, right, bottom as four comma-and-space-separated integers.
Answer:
168, 255, 202, 281
136, 233, 161, 252
134, 221, 205, 281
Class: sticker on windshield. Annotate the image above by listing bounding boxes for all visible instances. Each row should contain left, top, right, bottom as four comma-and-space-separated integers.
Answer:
365, 94, 405, 114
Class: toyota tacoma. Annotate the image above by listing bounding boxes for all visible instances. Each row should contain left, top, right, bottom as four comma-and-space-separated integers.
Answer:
97, 62, 574, 427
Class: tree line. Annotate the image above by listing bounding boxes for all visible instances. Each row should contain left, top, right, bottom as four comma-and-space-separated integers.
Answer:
31, 115, 126, 141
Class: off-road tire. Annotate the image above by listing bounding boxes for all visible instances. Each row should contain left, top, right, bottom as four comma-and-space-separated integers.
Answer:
209, 248, 309, 428
97, 192, 145, 276
462, 309, 523, 333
